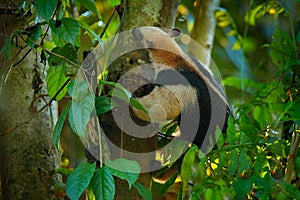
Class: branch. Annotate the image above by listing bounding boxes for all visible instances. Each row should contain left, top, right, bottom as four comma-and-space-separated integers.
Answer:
190, 0, 221, 67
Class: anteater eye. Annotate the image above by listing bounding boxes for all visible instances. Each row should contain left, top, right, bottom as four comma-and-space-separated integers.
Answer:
146, 40, 153, 47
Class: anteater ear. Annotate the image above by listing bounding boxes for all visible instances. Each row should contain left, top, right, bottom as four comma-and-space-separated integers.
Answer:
168, 28, 181, 38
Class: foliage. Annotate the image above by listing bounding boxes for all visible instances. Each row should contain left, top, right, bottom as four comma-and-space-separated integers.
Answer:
1, 0, 300, 199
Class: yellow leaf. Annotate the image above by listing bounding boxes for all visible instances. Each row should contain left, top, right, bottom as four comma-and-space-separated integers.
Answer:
268, 8, 276, 15
232, 41, 241, 50
215, 10, 227, 18
218, 20, 231, 27
227, 30, 237, 36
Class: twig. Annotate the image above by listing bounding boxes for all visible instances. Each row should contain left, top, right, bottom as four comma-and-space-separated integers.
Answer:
99, 7, 117, 39
283, 129, 300, 183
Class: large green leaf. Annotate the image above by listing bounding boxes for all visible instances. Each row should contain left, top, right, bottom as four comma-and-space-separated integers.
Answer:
106, 158, 140, 189
69, 93, 94, 141
66, 162, 96, 200
50, 18, 80, 46
35, 0, 58, 21
133, 182, 152, 200
53, 101, 71, 149
46, 65, 69, 101
89, 167, 115, 200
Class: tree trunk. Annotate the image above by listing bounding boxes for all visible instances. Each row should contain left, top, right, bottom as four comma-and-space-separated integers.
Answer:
190, 0, 221, 67
0, 1, 60, 199
101, 0, 179, 199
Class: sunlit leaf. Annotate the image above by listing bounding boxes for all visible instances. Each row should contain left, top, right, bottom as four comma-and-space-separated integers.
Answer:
108, 0, 121, 6
181, 146, 196, 187
217, 20, 231, 27
232, 41, 241, 50
66, 162, 96, 200
46, 65, 69, 101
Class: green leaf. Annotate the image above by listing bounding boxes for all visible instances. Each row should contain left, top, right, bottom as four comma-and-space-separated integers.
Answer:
79, 21, 103, 45
232, 177, 253, 199
69, 93, 94, 141
95, 96, 116, 115
181, 146, 196, 187
53, 101, 71, 149
239, 124, 258, 144
1, 33, 14, 60
50, 18, 80, 46
226, 116, 236, 145
56, 167, 73, 176
75, 0, 101, 19
133, 182, 152, 200
108, 0, 121, 6
66, 162, 96, 200
26, 25, 41, 48
271, 27, 296, 68
228, 149, 238, 176
68, 79, 90, 100
253, 153, 269, 175
46, 65, 69, 101
218, 151, 227, 174
216, 127, 224, 149
89, 167, 115, 200
239, 148, 252, 173
204, 188, 214, 200
35, 0, 57, 21
106, 158, 140, 189
99, 80, 149, 116
296, 31, 300, 43
48, 43, 78, 67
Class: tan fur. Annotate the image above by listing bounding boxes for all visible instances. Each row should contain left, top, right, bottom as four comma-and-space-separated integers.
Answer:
131, 26, 228, 123
133, 85, 197, 123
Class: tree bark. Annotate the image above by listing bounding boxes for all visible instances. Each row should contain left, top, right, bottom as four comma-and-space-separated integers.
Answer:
102, 0, 179, 199
190, 0, 221, 67
0, 1, 60, 199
